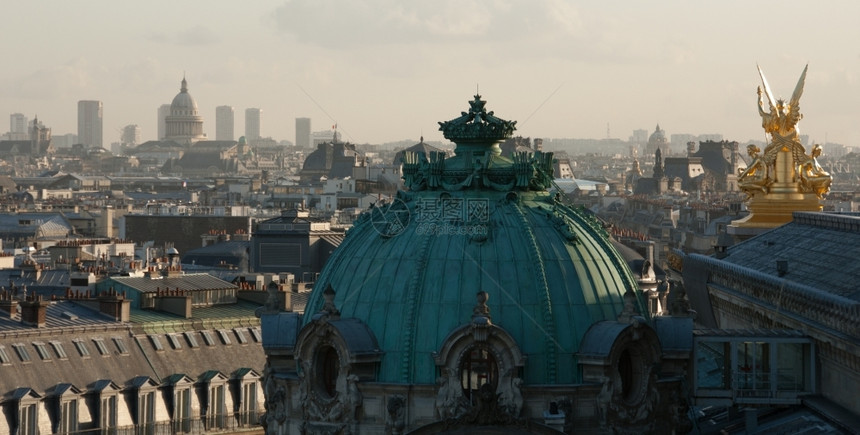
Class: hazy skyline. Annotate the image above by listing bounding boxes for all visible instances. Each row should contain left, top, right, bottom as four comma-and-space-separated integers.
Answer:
3, 1, 859, 147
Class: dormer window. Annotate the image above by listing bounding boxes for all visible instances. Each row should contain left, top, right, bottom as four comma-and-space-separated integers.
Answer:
72, 339, 90, 357
32, 342, 51, 361
12, 343, 31, 362
92, 338, 110, 356
50, 341, 68, 359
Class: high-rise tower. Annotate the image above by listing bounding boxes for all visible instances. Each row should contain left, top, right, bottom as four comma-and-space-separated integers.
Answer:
157, 104, 171, 140
77, 100, 103, 147
216, 106, 235, 141
295, 117, 311, 148
10, 113, 28, 135
245, 108, 261, 141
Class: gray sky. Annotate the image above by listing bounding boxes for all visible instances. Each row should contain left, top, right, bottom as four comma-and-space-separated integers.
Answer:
3, 0, 859, 147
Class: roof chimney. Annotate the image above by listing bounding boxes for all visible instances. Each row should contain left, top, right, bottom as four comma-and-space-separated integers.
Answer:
98, 288, 130, 322
20, 296, 49, 327
0, 291, 17, 317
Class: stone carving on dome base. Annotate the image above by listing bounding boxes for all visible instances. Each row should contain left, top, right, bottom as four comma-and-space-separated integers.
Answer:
434, 368, 470, 421
434, 381, 529, 433
261, 361, 289, 434
384, 395, 406, 435
595, 370, 669, 435
297, 367, 363, 434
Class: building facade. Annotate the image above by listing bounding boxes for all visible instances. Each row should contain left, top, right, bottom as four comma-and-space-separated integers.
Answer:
77, 100, 103, 148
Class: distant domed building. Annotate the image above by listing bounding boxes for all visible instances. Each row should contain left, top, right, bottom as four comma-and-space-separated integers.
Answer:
164, 76, 206, 145
261, 96, 692, 434
299, 136, 365, 183
644, 124, 669, 157
392, 137, 446, 167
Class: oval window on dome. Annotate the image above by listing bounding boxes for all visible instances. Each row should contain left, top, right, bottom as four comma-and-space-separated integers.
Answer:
459, 346, 498, 404
616, 345, 648, 405
315, 345, 340, 399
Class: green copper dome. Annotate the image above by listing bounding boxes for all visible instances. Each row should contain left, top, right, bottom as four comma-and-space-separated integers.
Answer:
303, 95, 646, 386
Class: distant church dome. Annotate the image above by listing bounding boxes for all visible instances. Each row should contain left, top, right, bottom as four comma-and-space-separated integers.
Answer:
170, 77, 199, 115
164, 76, 205, 144
645, 124, 669, 156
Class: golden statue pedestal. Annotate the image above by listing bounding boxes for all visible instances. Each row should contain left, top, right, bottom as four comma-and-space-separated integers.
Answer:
727, 148, 822, 239
728, 190, 821, 236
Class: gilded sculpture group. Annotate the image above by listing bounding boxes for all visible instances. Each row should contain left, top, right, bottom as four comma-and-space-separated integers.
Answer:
737, 65, 831, 198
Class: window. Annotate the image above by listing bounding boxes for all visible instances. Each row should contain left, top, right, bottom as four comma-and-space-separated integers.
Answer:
73, 339, 91, 357
19, 402, 37, 435
50, 341, 68, 359
92, 338, 110, 356
60, 399, 78, 433
249, 327, 262, 342
166, 334, 182, 350
240, 382, 258, 426
459, 346, 498, 404
737, 341, 770, 391
0, 345, 10, 364
173, 388, 192, 433
100, 395, 117, 434
777, 342, 806, 391
234, 328, 248, 344
33, 342, 51, 360
201, 330, 216, 346
138, 391, 155, 434
12, 343, 31, 362
217, 330, 232, 345
207, 384, 226, 429
149, 335, 164, 351
112, 337, 129, 355
183, 332, 199, 348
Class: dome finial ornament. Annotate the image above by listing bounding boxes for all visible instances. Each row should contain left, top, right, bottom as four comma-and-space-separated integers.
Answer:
472, 291, 491, 321
437, 95, 516, 143
318, 284, 340, 320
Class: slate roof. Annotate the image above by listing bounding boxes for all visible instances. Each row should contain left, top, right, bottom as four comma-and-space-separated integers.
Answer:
721, 211, 860, 301
0, 297, 264, 399
0, 300, 117, 332
106, 273, 237, 294
0, 213, 74, 238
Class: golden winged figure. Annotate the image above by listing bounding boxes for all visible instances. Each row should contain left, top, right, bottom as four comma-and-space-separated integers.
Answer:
757, 64, 807, 142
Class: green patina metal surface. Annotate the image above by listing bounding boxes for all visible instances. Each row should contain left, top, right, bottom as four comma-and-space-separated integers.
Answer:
302, 95, 648, 386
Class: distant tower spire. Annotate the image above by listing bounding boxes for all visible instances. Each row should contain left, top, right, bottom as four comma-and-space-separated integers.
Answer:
181, 75, 188, 93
